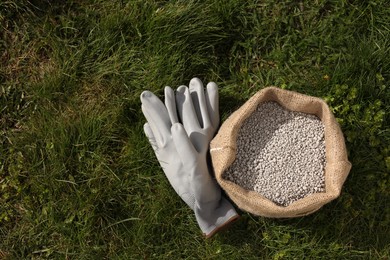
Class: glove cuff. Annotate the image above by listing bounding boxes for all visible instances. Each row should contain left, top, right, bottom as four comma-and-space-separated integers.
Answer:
194, 197, 239, 238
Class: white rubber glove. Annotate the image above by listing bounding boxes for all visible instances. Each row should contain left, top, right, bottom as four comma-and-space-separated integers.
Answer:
141, 90, 196, 209
141, 78, 239, 238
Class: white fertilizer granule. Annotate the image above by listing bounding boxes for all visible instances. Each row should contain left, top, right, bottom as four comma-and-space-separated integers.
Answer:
224, 101, 326, 207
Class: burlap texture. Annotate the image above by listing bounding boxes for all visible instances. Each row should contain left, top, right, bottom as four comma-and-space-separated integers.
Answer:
210, 87, 352, 218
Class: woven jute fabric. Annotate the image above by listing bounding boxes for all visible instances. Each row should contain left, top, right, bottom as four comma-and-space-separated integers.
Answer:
210, 87, 352, 218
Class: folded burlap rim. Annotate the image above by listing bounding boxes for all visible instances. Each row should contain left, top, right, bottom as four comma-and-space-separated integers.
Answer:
210, 87, 352, 218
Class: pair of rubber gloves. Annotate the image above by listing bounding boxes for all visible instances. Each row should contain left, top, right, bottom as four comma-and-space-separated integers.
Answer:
140, 78, 239, 238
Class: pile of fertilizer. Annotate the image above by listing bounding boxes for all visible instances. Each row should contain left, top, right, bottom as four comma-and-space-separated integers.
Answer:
224, 101, 326, 207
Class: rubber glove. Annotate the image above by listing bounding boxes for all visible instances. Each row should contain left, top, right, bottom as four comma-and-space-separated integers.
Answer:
141, 78, 239, 238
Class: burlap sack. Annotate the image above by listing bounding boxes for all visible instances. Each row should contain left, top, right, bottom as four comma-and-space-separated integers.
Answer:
210, 87, 352, 218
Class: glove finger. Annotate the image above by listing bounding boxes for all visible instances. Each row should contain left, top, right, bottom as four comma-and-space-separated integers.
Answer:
189, 78, 212, 129
205, 81, 220, 130
143, 123, 158, 152
171, 123, 197, 165
164, 86, 179, 125
176, 86, 201, 132
140, 91, 171, 147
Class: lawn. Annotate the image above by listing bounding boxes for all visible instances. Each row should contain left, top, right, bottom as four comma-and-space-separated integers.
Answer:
0, 0, 389, 258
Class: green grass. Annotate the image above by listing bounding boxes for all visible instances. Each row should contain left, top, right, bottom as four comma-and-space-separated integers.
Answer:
1, 0, 389, 258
